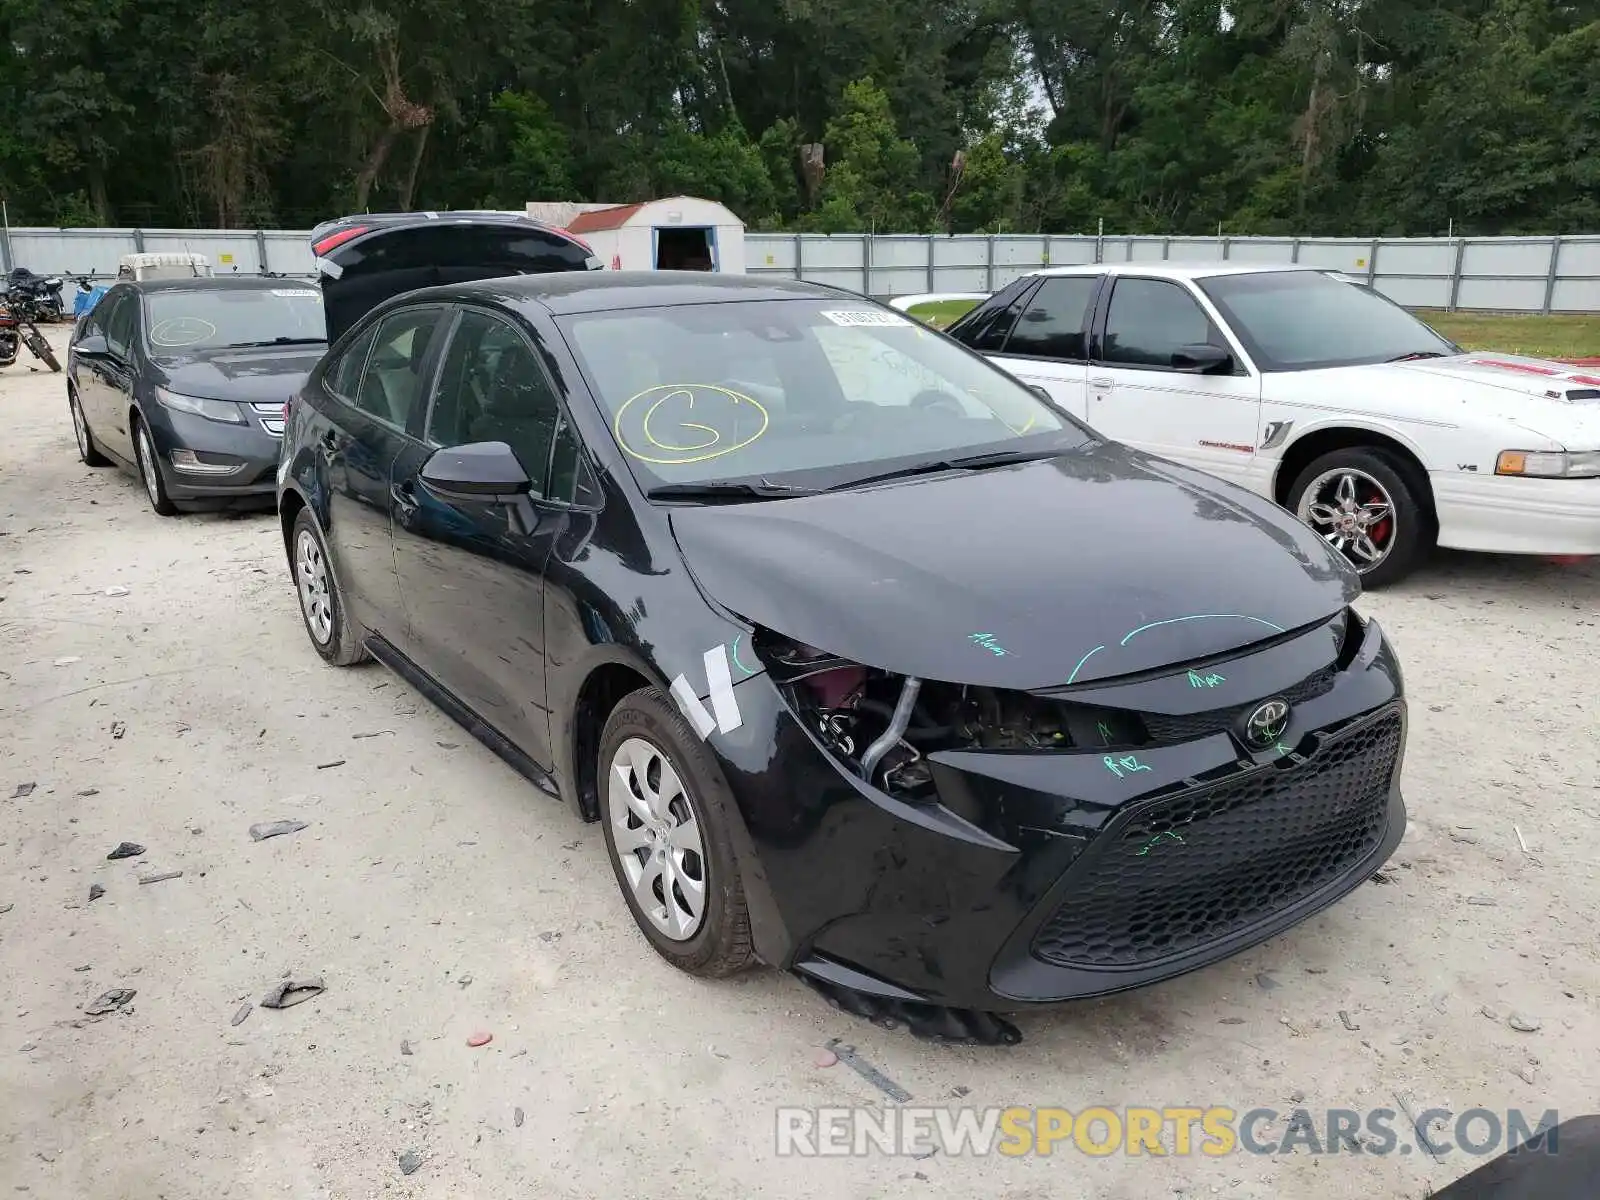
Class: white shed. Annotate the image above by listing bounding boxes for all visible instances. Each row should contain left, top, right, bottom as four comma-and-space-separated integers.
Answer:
526, 196, 746, 274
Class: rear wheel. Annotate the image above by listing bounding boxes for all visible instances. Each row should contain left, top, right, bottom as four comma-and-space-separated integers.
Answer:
290, 508, 367, 666
25, 329, 59, 371
598, 686, 754, 978
1289, 448, 1432, 588
69, 388, 111, 466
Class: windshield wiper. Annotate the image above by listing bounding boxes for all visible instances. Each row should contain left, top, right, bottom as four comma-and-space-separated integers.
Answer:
647, 480, 815, 502
1387, 351, 1448, 362
828, 447, 1061, 492
232, 337, 326, 348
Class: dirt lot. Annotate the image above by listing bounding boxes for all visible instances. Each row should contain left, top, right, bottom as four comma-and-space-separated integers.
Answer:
2, 326, 1598, 1199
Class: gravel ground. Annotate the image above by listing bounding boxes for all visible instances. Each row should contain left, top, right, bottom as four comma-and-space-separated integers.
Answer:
2, 326, 1597, 1199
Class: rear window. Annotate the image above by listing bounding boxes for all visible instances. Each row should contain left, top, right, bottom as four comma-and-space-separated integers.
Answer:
144, 287, 325, 352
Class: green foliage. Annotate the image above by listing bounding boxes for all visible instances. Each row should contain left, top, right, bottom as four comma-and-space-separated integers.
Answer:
0, 0, 1592, 235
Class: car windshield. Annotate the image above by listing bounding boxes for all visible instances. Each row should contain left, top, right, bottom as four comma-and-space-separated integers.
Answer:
143, 286, 326, 352
1197, 270, 1458, 372
558, 298, 1089, 492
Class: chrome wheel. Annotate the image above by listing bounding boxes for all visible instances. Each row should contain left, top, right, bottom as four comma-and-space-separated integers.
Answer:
606, 737, 707, 942
137, 427, 161, 507
70, 393, 88, 459
294, 528, 334, 645
1297, 467, 1396, 571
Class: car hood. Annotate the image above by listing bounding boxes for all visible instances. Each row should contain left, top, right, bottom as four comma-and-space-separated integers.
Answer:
155, 345, 326, 404
1309, 353, 1600, 445
668, 443, 1358, 689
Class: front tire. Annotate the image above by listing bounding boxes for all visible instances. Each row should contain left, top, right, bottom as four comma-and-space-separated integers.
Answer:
290, 508, 367, 666
598, 686, 754, 978
1289, 448, 1433, 588
69, 387, 111, 466
133, 416, 178, 516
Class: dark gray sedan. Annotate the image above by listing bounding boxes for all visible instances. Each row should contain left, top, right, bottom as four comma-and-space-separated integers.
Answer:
66, 276, 326, 514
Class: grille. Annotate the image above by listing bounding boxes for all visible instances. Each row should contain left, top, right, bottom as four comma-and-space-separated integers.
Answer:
1142, 666, 1338, 745
251, 401, 286, 437
1031, 710, 1401, 969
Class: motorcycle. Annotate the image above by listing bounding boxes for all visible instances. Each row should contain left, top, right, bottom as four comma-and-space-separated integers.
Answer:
0, 300, 61, 371
5, 266, 66, 322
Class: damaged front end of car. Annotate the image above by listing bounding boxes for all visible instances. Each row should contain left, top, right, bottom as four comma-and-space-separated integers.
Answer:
727, 606, 1407, 1019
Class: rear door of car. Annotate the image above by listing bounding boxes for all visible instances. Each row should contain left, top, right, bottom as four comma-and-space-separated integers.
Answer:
310, 214, 602, 344
305, 304, 449, 638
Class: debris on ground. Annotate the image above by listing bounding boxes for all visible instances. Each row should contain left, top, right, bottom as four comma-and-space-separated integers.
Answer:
11, 782, 35, 798
103, 585, 129, 597
458, 974, 473, 988
514, 1107, 525, 1128
400, 1040, 412, 1056
88, 884, 105, 902
825, 1039, 912, 1103
316, 760, 345, 770
230, 1003, 252, 1027
138, 870, 183, 885
1508, 1013, 1542, 1033
83, 988, 136, 1016
20, 1042, 37, 1052
1339, 1011, 1360, 1031
436, 742, 460, 749
260, 977, 325, 1009
249, 819, 309, 842
1466, 895, 1498, 907
1255, 972, 1281, 992
1369, 870, 1396, 885
537, 931, 561, 943
397, 1150, 422, 1176
1218, 1017, 1245, 1025
110, 721, 126, 739
814, 1048, 838, 1068
77, 788, 98, 797
351, 730, 394, 740
0, 904, 15, 914
106, 842, 146, 860
467, 1031, 493, 1048
53, 657, 80, 666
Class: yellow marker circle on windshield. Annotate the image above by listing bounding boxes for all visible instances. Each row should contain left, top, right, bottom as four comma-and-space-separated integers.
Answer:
149, 316, 217, 347
615, 383, 769, 465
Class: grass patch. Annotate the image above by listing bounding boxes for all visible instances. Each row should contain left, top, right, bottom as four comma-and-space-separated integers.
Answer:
904, 298, 982, 329
1414, 311, 1600, 360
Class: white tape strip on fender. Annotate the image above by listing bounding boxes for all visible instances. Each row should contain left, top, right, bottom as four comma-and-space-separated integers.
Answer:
668, 643, 744, 740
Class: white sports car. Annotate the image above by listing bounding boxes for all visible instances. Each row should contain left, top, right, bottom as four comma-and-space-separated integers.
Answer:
903, 265, 1600, 586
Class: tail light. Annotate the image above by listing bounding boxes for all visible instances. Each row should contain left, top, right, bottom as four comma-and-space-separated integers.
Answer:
311, 225, 371, 256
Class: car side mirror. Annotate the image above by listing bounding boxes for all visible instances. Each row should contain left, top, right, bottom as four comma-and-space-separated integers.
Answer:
1171, 342, 1232, 373
420, 441, 531, 501
76, 333, 109, 357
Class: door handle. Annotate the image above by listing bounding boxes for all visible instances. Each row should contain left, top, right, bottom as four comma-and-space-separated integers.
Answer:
1090, 377, 1114, 389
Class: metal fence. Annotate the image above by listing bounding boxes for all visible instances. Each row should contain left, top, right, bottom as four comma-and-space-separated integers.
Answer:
4, 225, 1598, 312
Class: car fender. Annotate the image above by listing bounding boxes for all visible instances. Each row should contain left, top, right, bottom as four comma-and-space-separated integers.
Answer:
1267, 412, 1440, 496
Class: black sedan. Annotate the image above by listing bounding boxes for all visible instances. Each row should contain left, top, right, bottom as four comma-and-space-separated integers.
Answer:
278, 264, 1408, 1039
66, 277, 326, 514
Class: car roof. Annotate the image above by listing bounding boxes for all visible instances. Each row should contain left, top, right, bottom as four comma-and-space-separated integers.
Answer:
130, 276, 319, 294
1025, 262, 1324, 282
402, 270, 849, 316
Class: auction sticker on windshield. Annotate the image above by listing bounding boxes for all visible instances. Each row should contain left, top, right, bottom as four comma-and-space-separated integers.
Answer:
820, 310, 912, 328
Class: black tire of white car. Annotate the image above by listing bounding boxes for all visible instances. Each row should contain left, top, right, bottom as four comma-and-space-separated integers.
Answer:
69, 387, 111, 467
598, 686, 755, 979
290, 508, 367, 667
1289, 447, 1433, 589
133, 417, 178, 516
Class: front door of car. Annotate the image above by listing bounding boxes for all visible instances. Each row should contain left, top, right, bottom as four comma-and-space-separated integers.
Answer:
983, 275, 1099, 422
1087, 276, 1262, 486
92, 289, 140, 460
318, 305, 447, 636
389, 307, 569, 770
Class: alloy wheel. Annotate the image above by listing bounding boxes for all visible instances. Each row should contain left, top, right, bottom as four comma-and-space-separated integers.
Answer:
137, 427, 161, 508
606, 736, 708, 942
294, 528, 334, 645
1297, 467, 1396, 571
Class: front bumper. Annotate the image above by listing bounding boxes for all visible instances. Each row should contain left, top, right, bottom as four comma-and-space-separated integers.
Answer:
146, 403, 283, 506
1432, 471, 1600, 556
716, 612, 1407, 1012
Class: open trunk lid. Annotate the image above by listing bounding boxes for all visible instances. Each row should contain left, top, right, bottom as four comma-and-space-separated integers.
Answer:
310, 211, 604, 342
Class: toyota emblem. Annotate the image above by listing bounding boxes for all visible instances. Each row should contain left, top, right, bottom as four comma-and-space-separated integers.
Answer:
1244, 699, 1291, 748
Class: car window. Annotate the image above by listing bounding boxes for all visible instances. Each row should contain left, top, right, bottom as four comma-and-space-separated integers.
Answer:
426, 309, 560, 494
102, 292, 138, 358
1101, 278, 1214, 368
559, 299, 1087, 491
326, 323, 379, 402
950, 277, 1034, 352
143, 287, 324, 353
1197, 270, 1457, 371
354, 308, 445, 429
1002, 277, 1096, 360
